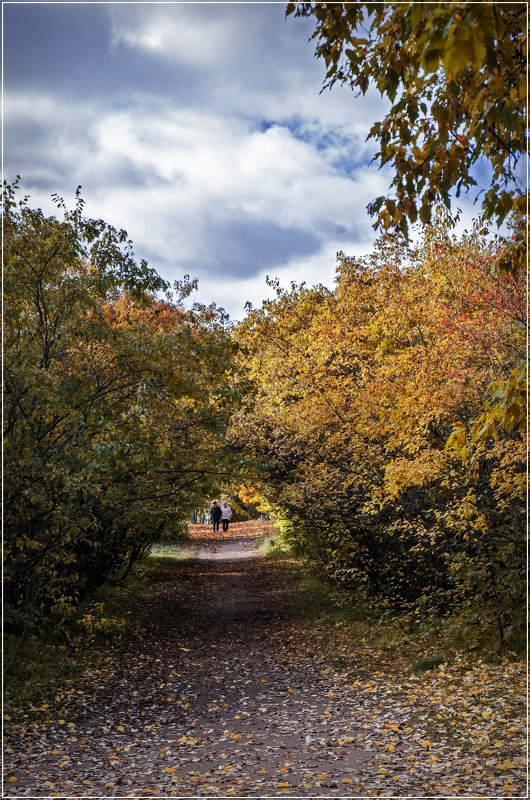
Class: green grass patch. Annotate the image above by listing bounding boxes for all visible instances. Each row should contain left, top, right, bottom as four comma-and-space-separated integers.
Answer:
4, 566, 149, 721
413, 654, 446, 672
4, 638, 87, 720
148, 541, 199, 561
270, 554, 524, 667
256, 532, 292, 559
269, 558, 460, 674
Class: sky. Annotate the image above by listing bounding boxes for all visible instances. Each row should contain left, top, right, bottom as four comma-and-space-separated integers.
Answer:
2, 2, 492, 320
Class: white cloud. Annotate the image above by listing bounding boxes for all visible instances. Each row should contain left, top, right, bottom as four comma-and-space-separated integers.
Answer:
107, 4, 390, 134
6, 84, 393, 319
110, 4, 238, 68
4, 4, 401, 320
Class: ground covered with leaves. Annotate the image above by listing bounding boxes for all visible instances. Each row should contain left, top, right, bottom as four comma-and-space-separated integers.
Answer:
4, 524, 526, 798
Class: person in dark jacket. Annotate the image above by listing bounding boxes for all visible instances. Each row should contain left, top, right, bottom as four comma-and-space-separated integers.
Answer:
211, 501, 222, 532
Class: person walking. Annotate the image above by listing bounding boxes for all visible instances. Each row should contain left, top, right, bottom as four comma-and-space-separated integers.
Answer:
220, 501, 232, 532
211, 501, 221, 533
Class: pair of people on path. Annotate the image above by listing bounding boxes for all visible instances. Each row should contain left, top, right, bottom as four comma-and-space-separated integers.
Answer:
210, 501, 232, 532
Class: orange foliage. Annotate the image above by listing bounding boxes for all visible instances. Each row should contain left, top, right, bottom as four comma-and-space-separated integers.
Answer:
233, 217, 526, 645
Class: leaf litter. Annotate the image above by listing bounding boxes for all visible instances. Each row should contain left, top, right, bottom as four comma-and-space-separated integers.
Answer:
4, 526, 526, 798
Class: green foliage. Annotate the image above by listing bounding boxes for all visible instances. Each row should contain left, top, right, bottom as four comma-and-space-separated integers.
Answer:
4, 181, 242, 658
287, 2, 526, 237
4, 564, 147, 715
75, 601, 127, 646
413, 655, 446, 673
256, 533, 292, 559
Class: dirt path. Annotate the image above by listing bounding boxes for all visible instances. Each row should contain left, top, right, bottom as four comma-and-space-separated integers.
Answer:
5, 542, 373, 797
5, 531, 526, 798
169, 536, 262, 561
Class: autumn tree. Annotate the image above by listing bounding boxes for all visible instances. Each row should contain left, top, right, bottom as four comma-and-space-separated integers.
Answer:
287, 1, 526, 236
233, 217, 526, 647
4, 183, 241, 654
286, 0, 526, 508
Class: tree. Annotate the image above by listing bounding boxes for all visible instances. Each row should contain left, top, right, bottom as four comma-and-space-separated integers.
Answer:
3, 183, 241, 655
287, 2, 526, 236
233, 216, 526, 646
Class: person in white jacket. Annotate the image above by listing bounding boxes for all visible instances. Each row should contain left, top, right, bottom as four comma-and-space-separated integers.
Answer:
220, 502, 232, 532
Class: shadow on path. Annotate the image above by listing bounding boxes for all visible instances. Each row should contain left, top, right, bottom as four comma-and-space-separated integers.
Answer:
5, 541, 372, 796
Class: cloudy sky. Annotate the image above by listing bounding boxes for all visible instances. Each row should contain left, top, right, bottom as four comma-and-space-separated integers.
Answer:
2, 2, 482, 319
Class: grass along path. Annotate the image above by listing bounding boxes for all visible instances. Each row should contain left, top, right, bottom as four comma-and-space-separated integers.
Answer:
4, 522, 526, 797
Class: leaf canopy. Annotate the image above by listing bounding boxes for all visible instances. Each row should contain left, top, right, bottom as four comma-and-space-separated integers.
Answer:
287, 1, 527, 235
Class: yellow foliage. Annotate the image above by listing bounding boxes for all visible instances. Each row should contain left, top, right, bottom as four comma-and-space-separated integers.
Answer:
234, 219, 525, 631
